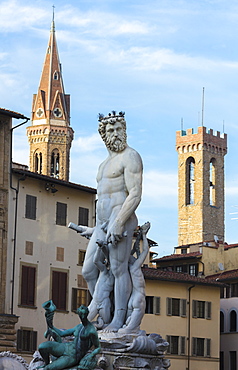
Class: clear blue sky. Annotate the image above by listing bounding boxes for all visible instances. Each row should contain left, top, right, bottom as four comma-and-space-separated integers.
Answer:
1, 0, 238, 257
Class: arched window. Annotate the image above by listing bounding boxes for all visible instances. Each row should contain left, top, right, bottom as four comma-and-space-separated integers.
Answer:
186, 157, 195, 205
210, 158, 216, 206
53, 71, 58, 80
230, 310, 237, 332
220, 311, 224, 333
51, 150, 60, 178
35, 152, 42, 174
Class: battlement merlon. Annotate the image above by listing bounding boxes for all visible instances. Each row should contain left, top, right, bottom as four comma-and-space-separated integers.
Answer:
176, 126, 227, 153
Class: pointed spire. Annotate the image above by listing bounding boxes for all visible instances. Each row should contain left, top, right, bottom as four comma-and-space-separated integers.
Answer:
27, 15, 74, 181
31, 13, 70, 124
51, 5, 55, 32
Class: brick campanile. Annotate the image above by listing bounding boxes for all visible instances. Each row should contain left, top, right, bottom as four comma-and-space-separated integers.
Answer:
26, 18, 74, 181
176, 126, 227, 246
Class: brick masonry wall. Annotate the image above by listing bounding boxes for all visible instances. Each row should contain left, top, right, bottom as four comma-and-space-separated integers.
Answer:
176, 127, 227, 246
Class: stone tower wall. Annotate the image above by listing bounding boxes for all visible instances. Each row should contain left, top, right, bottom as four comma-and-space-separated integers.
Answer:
176, 126, 227, 246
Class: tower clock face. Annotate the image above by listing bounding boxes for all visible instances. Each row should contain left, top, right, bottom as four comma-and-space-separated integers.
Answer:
36, 108, 44, 118
53, 107, 62, 118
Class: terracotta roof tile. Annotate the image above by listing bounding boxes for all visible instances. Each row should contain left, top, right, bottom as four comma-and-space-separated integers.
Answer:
142, 266, 223, 286
0, 108, 29, 119
153, 251, 202, 262
208, 269, 238, 282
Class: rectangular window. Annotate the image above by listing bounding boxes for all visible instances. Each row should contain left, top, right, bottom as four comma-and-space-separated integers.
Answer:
174, 265, 188, 273
166, 336, 186, 355
72, 288, 90, 312
56, 202, 67, 226
170, 336, 179, 355
77, 274, 88, 289
220, 287, 225, 299
78, 207, 89, 226
167, 298, 187, 317
52, 270, 68, 311
230, 351, 237, 370
231, 283, 238, 298
20, 265, 36, 307
193, 300, 211, 319
78, 250, 86, 266
192, 337, 211, 357
25, 194, 37, 220
25, 241, 33, 255
56, 247, 64, 262
145, 296, 160, 314
189, 264, 198, 276
17, 329, 37, 352
172, 298, 180, 316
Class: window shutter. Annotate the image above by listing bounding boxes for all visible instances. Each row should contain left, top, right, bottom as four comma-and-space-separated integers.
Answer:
167, 298, 172, 316
17, 329, 23, 351
77, 274, 87, 289
206, 301, 212, 319
21, 266, 28, 305
31, 331, 37, 351
192, 337, 197, 356
25, 195, 37, 220
205, 338, 211, 357
179, 336, 186, 355
180, 299, 187, 317
21, 265, 36, 306
166, 335, 171, 354
71, 288, 77, 311
153, 297, 160, 315
78, 207, 89, 226
52, 271, 67, 310
192, 300, 197, 318
56, 202, 67, 226
28, 267, 36, 306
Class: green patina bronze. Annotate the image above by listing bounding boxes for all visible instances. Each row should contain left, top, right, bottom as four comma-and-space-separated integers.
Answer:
38, 301, 100, 370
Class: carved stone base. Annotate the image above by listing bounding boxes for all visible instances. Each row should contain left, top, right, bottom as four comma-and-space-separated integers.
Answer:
96, 349, 170, 369
0, 314, 19, 351
28, 333, 171, 370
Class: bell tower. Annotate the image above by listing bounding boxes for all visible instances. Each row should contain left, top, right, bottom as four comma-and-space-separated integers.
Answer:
27, 17, 74, 181
176, 126, 227, 246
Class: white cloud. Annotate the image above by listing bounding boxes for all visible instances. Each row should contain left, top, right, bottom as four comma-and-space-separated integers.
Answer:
0, 0, 48, 31
142, 170, 178, 208
72, 133, 104, 153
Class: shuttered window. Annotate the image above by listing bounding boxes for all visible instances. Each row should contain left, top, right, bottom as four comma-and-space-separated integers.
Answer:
192, 337, 211, 357
56, 202, 67, 226
167, 298, 187, 317
21, 265, 36, 306
17, 329, 37, 352
52, 271, 67, 310
78, 207, 89, 226
166, 335, 186, 355
25, 195, 37, 220
78, 250, 86, 266
192, 300, 212, 319
71, 288, 90, 312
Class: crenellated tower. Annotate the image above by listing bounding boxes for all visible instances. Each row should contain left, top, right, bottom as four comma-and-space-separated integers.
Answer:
176, 126, 227, 246
26, 17, 74, 181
